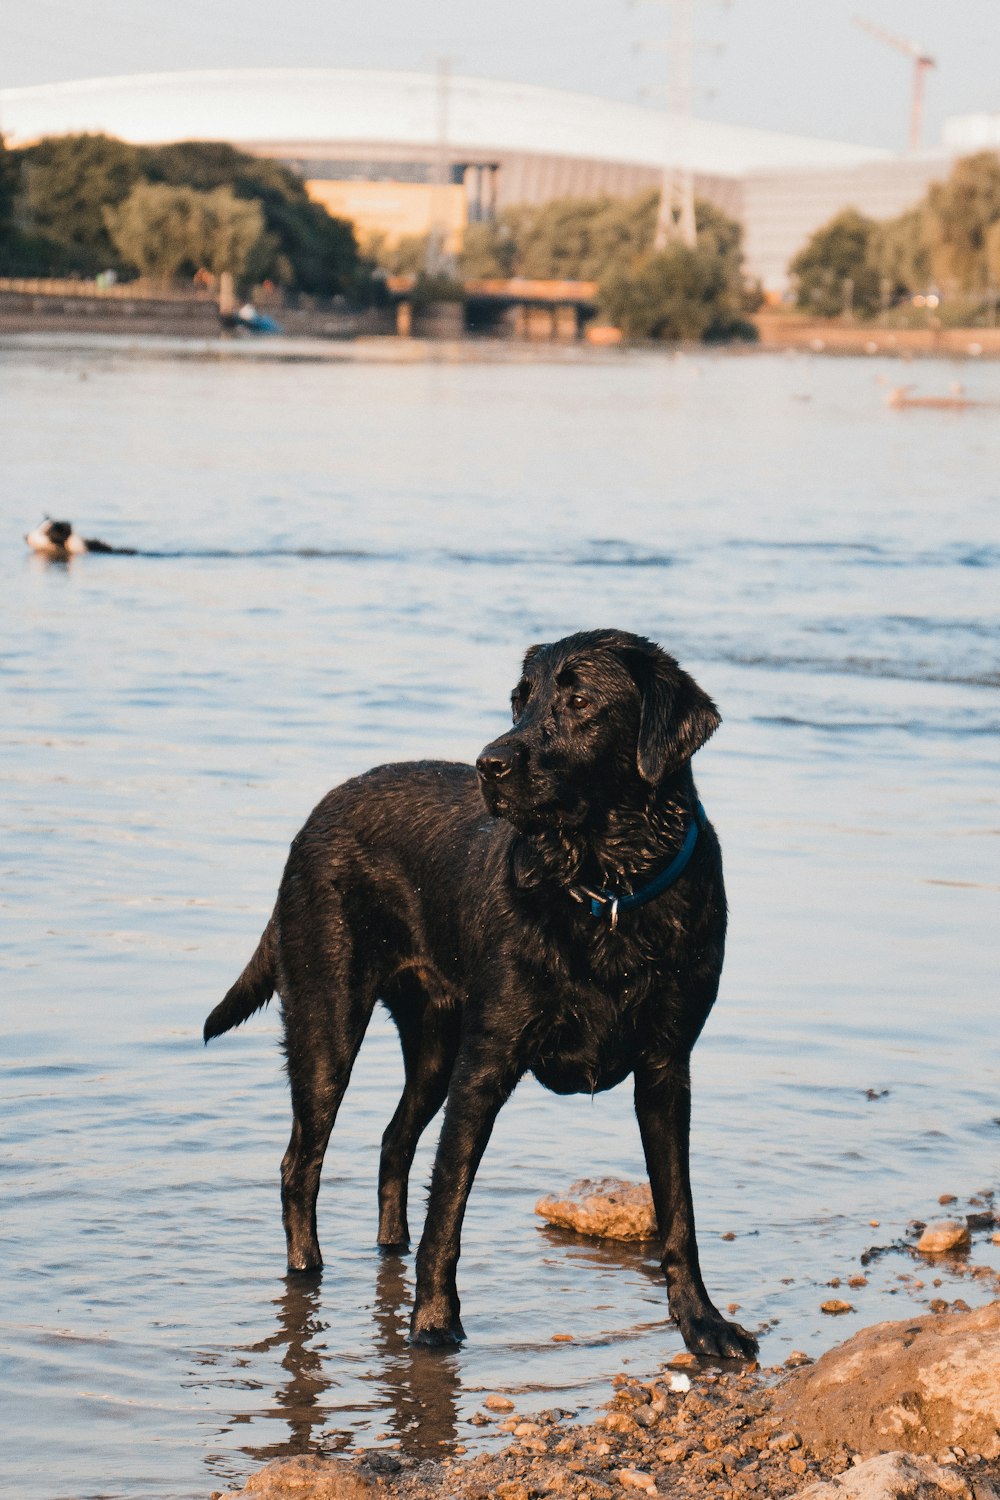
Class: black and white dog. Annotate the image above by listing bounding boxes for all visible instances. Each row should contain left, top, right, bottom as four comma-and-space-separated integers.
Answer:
25, 519, 133, 557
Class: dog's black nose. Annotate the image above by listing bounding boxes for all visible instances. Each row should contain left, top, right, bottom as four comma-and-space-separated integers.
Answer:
476, 750, 513, 782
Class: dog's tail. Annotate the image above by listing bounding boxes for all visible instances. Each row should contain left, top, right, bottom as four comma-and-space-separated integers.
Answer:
204, 915, 277, 1043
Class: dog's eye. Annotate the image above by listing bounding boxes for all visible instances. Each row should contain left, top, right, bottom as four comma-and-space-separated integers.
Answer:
568, 693, 590, 711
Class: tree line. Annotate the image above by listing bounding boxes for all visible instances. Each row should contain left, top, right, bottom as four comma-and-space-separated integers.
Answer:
6, 130, 1000, 335
379, 190, 762, 341
791, 151, 1000, 319
0, 132, 362, 297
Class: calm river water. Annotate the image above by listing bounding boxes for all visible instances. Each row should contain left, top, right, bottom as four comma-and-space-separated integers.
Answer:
1, 336, 998, 1500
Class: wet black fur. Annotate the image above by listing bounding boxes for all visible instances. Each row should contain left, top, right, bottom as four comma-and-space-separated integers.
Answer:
204, 629, 757, 1359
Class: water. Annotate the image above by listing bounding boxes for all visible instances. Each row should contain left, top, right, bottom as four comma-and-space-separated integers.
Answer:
1, 336, 998, 1500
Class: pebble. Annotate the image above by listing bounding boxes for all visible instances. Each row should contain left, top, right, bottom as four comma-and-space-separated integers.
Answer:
785, 1351, 812, 1368
820, 1300, 854, 1315
916, 1220, 971, 1254
484, 1394, 516, 1413
616, 1468, 657, 1494
658, 1441, 689, 1463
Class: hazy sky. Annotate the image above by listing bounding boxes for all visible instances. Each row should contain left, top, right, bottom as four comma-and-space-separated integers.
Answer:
3, 0, 998, 152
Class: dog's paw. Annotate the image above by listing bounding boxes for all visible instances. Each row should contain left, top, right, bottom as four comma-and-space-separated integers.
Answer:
408, 1322, 465, 1347
677, 1305, 759, 1361
286, 1252, 324, 1275
409, 1297, 466, 1347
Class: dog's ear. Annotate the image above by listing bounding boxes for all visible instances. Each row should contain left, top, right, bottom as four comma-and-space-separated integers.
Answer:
622, 641, 721, 783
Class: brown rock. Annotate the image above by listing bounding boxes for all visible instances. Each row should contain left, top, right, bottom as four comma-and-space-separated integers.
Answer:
535, 1180, 657, 1240
217, 1457, 375, 1500
666, 1350, 698, 1369
658, 1442, 689, 1463
775, 1300, 1000, 1462
821, 1300, 855, 1315
615, 1469, 657, 1494
792, 1450, 978, 1499
917, 1222, 971, 1255
485, 1394, 517, 1412
496, 1484, 532, 1500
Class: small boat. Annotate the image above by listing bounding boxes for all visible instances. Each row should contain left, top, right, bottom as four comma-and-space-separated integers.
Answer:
887, 382, 982, 411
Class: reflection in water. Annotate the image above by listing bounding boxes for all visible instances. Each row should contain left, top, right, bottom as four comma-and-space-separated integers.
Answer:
231, 1256, 461, 1467
243, 1274, 333, 1461
370, 1254, 461, 1455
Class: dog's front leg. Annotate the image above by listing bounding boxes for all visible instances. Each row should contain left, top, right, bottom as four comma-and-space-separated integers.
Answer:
410, 1050, 519, 1346
634, 1058, 759, 1359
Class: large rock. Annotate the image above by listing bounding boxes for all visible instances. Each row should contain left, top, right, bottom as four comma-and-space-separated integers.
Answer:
794, 1451, 985, 1500
775, 1301, 1000, 1462
535, 1179, 657, 1240
216, 1457, 376, 1500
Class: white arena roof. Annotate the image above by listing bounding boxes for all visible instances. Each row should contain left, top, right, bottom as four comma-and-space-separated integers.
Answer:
0, 69, 889, 177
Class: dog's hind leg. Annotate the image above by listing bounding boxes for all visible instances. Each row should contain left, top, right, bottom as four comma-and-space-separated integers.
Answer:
377, 984, 459, 1250
280, 982, 376, 1274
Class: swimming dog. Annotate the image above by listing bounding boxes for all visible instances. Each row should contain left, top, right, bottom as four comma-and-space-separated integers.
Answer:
25, 519, 133, 557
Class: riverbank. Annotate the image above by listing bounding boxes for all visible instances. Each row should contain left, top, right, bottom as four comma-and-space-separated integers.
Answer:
753, 311, 1000, 360
5, 280, 1000, 358
214, 1301, 1000, 1500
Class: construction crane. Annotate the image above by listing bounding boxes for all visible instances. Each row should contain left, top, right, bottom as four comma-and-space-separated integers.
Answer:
853, 14, 936, 152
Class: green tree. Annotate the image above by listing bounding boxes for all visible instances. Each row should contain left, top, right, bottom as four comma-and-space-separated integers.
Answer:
458, 190, 756, 342
139, 141, 359, 295
869, 206, 931, 301
503, 191, 657, 280
924, 151, 1000, 291
16, 133, 141, 269
104, 182, 268, 283
599, 241, 749, 341
596, 197, 758, 341
458, 220, 518, 278
8, 132, 363, 293
790, 207, 882, 317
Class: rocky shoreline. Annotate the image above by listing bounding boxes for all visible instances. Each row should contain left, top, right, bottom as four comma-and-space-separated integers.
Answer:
214, 1299, 1000, 1500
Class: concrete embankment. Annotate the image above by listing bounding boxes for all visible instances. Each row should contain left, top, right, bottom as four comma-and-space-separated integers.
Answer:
0, 282, 394, 339
754, 313, 1000, 360
6, 280, 1000, 357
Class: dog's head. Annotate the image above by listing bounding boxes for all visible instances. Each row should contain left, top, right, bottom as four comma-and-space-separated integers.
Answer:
25, 519, 74, 553
476, 630, 720, 832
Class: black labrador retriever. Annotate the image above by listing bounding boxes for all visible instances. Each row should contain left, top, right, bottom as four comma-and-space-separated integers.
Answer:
204, 629, 757, 1359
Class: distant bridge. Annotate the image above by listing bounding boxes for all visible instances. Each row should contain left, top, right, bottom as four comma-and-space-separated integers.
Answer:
387, 274, 599, 338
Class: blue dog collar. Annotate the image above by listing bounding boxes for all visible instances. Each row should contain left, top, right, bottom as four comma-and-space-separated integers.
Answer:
574, 802, 706, 930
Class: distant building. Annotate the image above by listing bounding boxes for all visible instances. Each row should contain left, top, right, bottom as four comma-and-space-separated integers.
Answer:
742, 154, 954, 293
0, 70, 985, 287
943, 112, 1000, 152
